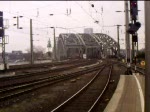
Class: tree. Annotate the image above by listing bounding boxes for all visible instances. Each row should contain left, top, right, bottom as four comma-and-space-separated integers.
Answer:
25, 45, 46, 60
47, 38, 51, 50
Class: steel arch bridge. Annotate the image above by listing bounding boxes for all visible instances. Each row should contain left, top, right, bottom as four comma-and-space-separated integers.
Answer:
55, 33, 119, 60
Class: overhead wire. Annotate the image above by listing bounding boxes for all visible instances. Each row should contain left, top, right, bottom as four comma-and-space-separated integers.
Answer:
75, 1, 109, 33
3, 10, 56, 37
2, 2, 56, 50
18, 2, 61, 13
4, 1, 116, 36
89, 1, 102, 14
3, 2, 99, 33
75, 1, 97, 23
2, 10, 52, 27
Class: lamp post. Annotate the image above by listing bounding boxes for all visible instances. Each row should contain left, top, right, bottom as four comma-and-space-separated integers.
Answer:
50, 27, 56, 61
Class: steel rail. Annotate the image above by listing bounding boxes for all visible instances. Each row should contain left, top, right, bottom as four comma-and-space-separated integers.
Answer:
88, 65, 112, 112
50, 65, 112, 112
0, 60, 92, 80
0, 60, 97, 89
8, 59, 81, 70
0, 59, 81, 73
0, 64, 104, 102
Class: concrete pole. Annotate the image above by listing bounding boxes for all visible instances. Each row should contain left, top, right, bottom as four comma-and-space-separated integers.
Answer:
30, 19, 33, 64
145, 1, 150, 112
125, 1, 131, 67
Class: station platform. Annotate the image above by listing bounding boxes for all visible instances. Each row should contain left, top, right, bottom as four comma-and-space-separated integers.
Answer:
104, 74, 144, 112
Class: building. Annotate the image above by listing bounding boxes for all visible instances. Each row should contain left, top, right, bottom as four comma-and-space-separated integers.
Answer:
84, 28, 93, 34
12, 51, 23, 55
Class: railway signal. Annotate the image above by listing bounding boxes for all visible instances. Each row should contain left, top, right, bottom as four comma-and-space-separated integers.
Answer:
0, 11, 3, 26
0, 29, 4, 37
132, 34, 138, 43
0, 11, 7, 71
128, 0, 140, 73
0, 11, 4, 37
130, 0, 138, 21
127, 22, 141, 34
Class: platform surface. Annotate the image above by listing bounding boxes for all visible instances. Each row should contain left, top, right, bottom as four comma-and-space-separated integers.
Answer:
104, 74, 144, 112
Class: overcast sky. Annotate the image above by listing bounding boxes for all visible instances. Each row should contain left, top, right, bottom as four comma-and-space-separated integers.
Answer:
0, 1, 145, 53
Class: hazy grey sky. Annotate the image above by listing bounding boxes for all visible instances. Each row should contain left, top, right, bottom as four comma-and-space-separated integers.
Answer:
0, 1, 145, 53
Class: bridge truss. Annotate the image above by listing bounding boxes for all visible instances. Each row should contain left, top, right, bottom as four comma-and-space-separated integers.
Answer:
55, 33, 118, 60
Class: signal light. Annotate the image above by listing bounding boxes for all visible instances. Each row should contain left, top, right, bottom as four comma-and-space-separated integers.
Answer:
130, 0, 138, 20
0, 29, 4, 37
127, 22, 141, 34
0, 11, 3, 28
131, 2, 137, 7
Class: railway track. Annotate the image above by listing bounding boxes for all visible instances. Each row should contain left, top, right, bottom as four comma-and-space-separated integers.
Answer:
51, 64, 113, 112
0, 62, 104, 104
0, 59, 87, 74
0, 60, 98, 88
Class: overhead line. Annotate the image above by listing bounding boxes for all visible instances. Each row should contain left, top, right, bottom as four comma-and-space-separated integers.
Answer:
75, 1, 104, 29
75, 1, 97, 22
2, 10, 50, 27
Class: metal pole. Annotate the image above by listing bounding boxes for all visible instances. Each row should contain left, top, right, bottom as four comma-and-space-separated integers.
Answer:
145, 1, 150, 112
2, 28, 6, 70
117, 25, 120, 59
137, 38, 139, 53
134, 40, 137, 71
53, 27, 56, 60
0, 11, 6, 70
17, 16, 19, 29
132, 38, 134, 63
131, 20, 134, 64
30, 19, 33, 64
125, 1, 130, 63
125, 1, 132, 74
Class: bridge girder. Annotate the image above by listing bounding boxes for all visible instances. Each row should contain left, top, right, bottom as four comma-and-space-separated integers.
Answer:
56, 33, 118, 60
